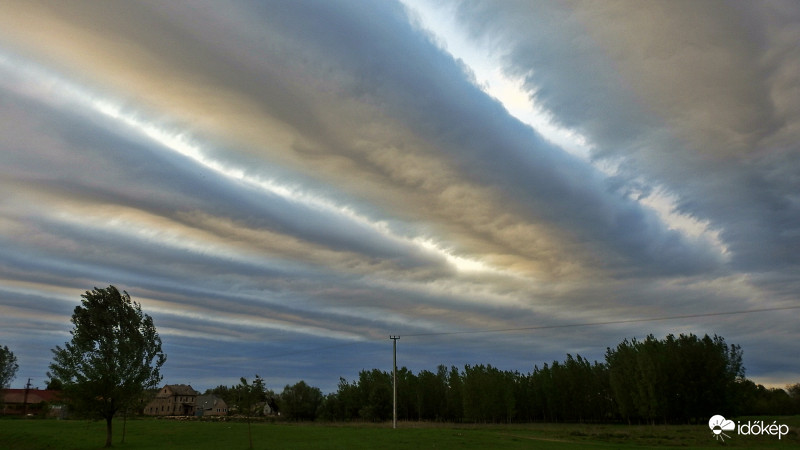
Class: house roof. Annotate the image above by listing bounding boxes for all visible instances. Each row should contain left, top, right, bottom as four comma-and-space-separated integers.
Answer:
196, 394, 227, 410
1, 389, 62, 404
164, 384, 198, 396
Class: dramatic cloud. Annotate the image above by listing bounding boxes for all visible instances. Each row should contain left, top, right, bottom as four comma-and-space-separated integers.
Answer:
0, 0, 797, 392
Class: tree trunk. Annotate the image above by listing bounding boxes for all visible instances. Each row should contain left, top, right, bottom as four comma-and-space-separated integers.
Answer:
247, 417, 253, 449
122, 409, 127, 444
105, 416, 113, 448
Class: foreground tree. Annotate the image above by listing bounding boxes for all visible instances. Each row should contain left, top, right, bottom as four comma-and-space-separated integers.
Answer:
48, 286, 166, 448
235, 375, 267, 450
0, 345, 18, 389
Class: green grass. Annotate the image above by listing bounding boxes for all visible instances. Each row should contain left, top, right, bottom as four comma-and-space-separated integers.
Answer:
1, 417, 798, 449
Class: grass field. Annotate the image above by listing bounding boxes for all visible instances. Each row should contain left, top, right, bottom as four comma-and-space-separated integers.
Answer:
1, 416, 798, 449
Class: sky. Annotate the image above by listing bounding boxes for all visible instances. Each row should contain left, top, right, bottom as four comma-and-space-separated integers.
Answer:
1, 0, 798, 394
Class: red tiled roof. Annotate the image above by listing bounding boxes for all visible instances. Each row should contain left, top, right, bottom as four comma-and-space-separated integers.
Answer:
1, 389, 62, 404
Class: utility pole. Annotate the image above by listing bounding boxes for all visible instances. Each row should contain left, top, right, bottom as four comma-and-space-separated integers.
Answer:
22, 378, 32, 417
389, 335, 400, 429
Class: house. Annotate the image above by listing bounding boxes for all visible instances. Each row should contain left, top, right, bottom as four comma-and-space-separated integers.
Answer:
144, 384, 199, 416
1, 388, 62, 417
195, 394, 228, 416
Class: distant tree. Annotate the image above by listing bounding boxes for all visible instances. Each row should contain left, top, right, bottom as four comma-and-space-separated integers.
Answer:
396, 366, 417, 421
768, 387, 795, 415
606, 333, 743, 424
337, 377, 361, 420
0, 345, 18, 411
48, 286, 166, 448
356, 369, 392, 422
787, 383, 800, 414
462, 364, 516, 423
234, 375, 267, 449
0, 345, 18, 389
416, 368, 446, 421
530, 364, 549, 421
45, 377, 63, 391
279, 380, 323, 421
591, 360, 614, 421
787, 383, 800, 399
204, 384, 235, 408
512, 370, 533, 422
444, 366, 463, 422
558, 354, 597, 422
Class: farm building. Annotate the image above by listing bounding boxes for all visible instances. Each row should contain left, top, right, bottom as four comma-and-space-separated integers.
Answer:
195, 394, 228, 416
144, 384, 199, 416
1, 388, 63, 417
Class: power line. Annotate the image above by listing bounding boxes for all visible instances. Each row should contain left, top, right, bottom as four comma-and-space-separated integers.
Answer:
255, 305, 799, 360
401, 305, 800, 338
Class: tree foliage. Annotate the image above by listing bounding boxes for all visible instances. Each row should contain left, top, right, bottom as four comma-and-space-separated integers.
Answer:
0, 345, 18, 411
0, 345, 18, 389
279, 380, 323, 421
187, 333, 795, 425
48, 286, 166, 447
316, 333, 784, 424
234, 375, 267, 450
606, 334, 743, 424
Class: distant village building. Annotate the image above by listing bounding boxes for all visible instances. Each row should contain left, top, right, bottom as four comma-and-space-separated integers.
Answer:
144, 384, 199, 416
263, 397, 280, 416
195, 394, 228, 416
1, 388, 63, 417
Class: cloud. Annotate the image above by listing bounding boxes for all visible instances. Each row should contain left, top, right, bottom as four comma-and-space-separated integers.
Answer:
450, 0, 800, 272
0, 0, 797, 391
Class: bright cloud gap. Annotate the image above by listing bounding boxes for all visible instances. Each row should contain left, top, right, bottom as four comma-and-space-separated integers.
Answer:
0, 51, 505, 277
400, 0, 728, 259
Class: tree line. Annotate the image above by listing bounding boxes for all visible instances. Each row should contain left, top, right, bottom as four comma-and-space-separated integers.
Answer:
204, 334, 800, 424
316, 333, 799, 424
204, 378, 323, 422
3, 285, 798, 447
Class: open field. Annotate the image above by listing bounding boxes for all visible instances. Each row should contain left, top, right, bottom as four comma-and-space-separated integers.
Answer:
1, 417, 798, 449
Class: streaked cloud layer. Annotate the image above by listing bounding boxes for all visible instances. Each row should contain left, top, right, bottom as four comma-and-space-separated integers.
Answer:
1, 0, 798, 391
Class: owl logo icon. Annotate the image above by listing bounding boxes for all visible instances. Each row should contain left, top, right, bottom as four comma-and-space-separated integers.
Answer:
709, 415, 736, 442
